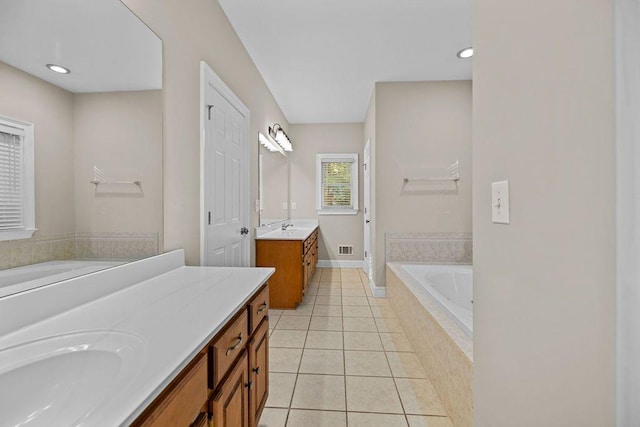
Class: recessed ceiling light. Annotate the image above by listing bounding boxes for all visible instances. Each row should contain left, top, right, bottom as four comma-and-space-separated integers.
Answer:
456, 47, 473, 59
46, 64, 71, 74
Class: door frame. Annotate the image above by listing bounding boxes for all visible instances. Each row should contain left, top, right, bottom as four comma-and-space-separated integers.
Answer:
363, 139, 372, 279
199, 61, 251, 266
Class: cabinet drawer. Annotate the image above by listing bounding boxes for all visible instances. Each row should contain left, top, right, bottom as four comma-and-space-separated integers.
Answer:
136, 353, 208, 427
249, 284, 269, 335
211, 309, 249, 390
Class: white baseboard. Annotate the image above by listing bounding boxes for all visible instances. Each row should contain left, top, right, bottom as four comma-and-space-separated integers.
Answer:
368, 279, 386, 297
317, 260, 364, 268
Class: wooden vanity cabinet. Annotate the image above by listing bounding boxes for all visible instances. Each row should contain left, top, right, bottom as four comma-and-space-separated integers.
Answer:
256, 228, 319, 309
132, 283, 269, 427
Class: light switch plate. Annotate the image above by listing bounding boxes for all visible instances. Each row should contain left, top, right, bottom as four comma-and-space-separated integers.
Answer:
492, 180, 510, 224
282, 202, 288, 210
291, 202, 297, 210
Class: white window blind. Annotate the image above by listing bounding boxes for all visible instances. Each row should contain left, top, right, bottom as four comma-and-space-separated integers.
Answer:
316, 153, 359, 215
0, 124, 24, 230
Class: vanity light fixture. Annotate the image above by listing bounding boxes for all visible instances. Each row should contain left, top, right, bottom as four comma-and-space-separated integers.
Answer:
456, 47, 473, 59
46, 64, 71, 74
269, 124, 293, 152
259, 132, 284, 154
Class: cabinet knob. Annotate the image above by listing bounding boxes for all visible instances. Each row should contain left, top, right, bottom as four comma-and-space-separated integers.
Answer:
252, 366, 260, 374
245, 381, 253, 389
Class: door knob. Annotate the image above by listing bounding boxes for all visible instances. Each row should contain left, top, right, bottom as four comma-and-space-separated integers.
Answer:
240, 227, 249, 235
366, 220, 370, 224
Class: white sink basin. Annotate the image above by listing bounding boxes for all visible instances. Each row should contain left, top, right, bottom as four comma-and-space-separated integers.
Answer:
0, 331, 145, 426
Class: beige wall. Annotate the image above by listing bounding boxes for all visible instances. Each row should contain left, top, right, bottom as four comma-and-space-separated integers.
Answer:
121, 0, 289, 265
0, 62, 75, 238
259, 147, 289, 224
288, 123, 364, 261
73, 90, 163, 237
473, 1, 615, 425
372, 81, 472, 287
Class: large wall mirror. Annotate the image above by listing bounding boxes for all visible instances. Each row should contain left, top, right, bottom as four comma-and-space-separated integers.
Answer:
0, 0, 162, 297
258, 141, 289, 226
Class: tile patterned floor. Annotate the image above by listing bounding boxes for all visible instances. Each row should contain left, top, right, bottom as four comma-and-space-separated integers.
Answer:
259, 268, 453, 427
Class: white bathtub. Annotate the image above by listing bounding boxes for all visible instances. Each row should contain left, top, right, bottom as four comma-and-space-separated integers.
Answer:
396, 264, 473, 337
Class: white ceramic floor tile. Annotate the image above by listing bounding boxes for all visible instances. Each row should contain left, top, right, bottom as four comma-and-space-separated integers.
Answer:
406, 415, 454, 427
258, 407, 289, 427
309, 316, 343, 331
370, 306, 398, 318
269, 348, 303, 373
269, 309, 284, 317
345, 376, 403, 414
375, 317, 404, 333
299, 349, 345, 375
282, 304, 314, 316
341, 288, 366, 297
395, 378, 447, 416
304, 330, 344, 350
368, 297, 390, 307
342, 317, 378, 332
291, 374, 346, 411
275, 316, 311, 330
344, 350, 392, 377
315, 295, 342, 306
386, 352, 428, 379
341, 282, 365, 289
342, 305, 373, 318
316, 288, 342, 296
342, 296, 370, 306
312, 305, 342, 317
269, 330, 308, 348
266, 372, 297, 408
347, 412, 409, 427
301, 294, 317, 305
343, 332, 383, 351
286, 410, 347, 427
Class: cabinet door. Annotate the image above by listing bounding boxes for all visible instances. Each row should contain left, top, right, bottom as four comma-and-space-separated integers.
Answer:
249, 319, 269, 426
211, 351, 250, 427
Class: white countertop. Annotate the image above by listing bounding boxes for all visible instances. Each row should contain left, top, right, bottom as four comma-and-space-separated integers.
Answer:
0, 251, 274, 426
255, 219, 319, 241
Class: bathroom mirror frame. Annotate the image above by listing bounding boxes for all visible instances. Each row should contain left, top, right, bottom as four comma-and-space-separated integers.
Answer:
0, 0, 163, 298
258, 137, 290, 226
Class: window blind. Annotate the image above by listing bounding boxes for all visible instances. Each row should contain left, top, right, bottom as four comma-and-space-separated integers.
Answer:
321, 160, 353, 209
0, 125, 24, 230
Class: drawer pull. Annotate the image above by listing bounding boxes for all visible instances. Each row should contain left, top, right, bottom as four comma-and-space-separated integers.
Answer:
225, 333, 243, 356
257, 302, 268, 313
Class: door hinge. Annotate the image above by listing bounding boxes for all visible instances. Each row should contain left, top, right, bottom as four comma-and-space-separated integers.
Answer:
365, 251, 368, 258
207, 104, 214, 120
208, 211, 211, 225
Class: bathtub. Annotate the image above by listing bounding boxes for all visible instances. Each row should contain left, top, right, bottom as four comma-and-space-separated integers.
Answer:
387, 263, 473, 427
400, 264, 473, 337
0, 260, 122, 298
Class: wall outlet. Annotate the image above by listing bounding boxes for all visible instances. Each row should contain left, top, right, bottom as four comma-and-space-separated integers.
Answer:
492, 180, 510, 224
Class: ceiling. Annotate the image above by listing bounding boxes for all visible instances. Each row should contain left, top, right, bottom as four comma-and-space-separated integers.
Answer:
218, 0, 472, 124
0, 0, 162, 93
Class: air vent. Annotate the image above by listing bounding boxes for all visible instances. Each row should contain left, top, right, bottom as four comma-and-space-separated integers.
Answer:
338, 245, 353, 256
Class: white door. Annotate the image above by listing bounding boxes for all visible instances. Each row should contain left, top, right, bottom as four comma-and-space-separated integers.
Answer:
201, 62, 250, 267
363, 140, 372, 278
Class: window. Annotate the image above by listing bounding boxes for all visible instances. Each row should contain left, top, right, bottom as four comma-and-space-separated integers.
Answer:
316, 153, 359, 215
0, 116, 35, 241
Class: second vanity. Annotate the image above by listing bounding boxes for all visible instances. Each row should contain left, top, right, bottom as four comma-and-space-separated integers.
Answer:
0, 250, 274, 426
256, 220, 319, 309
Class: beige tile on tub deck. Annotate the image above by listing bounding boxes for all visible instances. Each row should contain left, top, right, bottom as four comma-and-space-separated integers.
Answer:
370, 306, 398, 318
258, 407, 288, 427
291, 374, 346, 411
375, 317, 405, 333
342, 305, 373, 318
395, 378, 448, 416
342, 317, 378, 332
286, 410, 347, 427
406, 415, 454, 427
299, 349, 344, 375
309, 316, 343, 331
269, 348, 303, 373
312, 304, 342, 317
347, 412, 409, 427
304, 330, 343, 350
269, 329, 308, 348
281, 304, 314, 316
345, 376, 404, 414
274, 315, 311, 330
265, 372, 297, 408
386, 352, 428, 378
344, 351, 392, 377
380, 332, 415, 352
343, 332, 383, 351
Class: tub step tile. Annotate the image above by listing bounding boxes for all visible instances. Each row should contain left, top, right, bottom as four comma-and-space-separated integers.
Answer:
379, 333, 415, 353
395, 378, 448, 416
386, 352, 429, 379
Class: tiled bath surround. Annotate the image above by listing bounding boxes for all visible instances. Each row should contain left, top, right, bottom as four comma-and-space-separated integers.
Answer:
386, 265, 472, 427
386, 233, 472, 264
0, 232, 159, 269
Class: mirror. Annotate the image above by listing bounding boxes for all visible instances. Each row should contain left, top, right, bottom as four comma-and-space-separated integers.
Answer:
258, 141, 289, 226
0, 0, 163, 298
